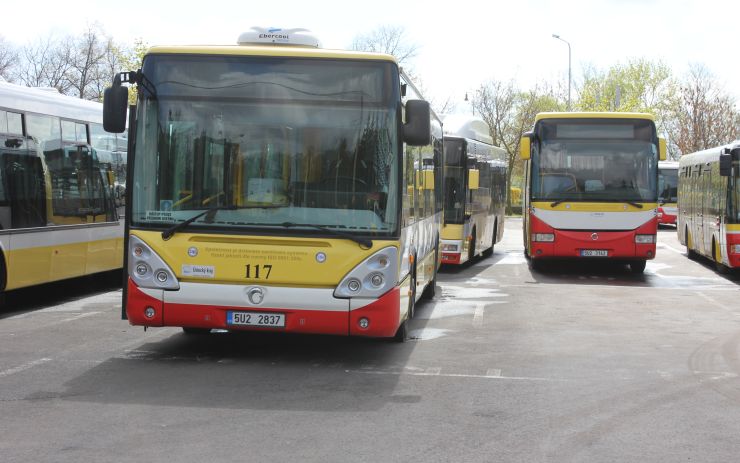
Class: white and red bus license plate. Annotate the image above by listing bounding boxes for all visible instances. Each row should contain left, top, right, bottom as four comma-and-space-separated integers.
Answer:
580, 249, 608, 257
227, 311, 285, 328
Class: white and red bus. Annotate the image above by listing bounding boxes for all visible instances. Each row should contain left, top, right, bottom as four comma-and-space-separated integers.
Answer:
103, 28, 443, 341
678, 142, 740, 272
520, 112, 666, 273
657, 160, 678, 225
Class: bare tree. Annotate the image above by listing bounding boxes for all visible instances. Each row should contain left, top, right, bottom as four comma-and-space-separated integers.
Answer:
0, 35, 18, 81
473, 81, 561, 212
351, 25, 418, 67
12, 35, 74, 94
66, 24, 117, 100
671, 64, 740, 155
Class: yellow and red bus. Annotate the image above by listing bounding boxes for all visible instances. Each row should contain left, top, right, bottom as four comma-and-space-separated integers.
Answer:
657, 160, 678, 225
103, 28, 442, 341
678, 142, 740, 272
520, 112, 666, 273
0, 81, 123, 300
440, 116, 507, 264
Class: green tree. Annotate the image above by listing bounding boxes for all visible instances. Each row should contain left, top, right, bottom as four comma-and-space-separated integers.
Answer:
576, 58, 679, 135
112, 38, 148, 104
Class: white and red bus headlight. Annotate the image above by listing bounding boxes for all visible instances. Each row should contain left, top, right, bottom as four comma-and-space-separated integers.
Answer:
635, 234, 657, 244
129, 235, 180, 290
441, 243, 459, 252
732, 245, 740, 254
334, 246, 398, 299
532, 233, 555, 242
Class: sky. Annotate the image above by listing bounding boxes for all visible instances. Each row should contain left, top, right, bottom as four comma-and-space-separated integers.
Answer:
3, 0, 739, 110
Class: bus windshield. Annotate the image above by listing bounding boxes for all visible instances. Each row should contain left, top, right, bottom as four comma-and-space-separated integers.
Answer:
658, 167, 678, 203
131, 55, 400, 236
443, 138, 466, 224
531, 119, 658, 203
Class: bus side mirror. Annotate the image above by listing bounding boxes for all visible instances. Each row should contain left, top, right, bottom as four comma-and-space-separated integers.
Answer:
658, 137, 667, 161
468, 169, 480, 190
403, 100, 431, 146
423, 170, 435, 190
719, 153, 733, 177
103, 75, 128, 133
519, 135, 531, 160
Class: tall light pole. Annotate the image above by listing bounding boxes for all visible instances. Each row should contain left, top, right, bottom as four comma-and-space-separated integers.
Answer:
552, 34, 571, 111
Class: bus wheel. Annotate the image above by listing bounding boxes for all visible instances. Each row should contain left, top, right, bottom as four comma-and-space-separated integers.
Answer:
422, 243, 438, 300
713, 239, 728, 274
629, 260, 647, 274
182, 327, 212, 335
482, 222, 496, 258
392, 318, 409, 343
468, 229, 476, 263
408, 267, 417, 319
685, 227, 697, 260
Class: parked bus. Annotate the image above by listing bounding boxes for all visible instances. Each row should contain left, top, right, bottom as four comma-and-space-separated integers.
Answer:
440, 116, 507, 264
657, 160, 678, 225
103, 27, 443, 341
520, 112, 666, 273
677, 142, 740, 272
0, 81, 124, 297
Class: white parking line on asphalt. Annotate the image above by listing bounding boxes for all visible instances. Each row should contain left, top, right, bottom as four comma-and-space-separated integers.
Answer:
0, 358, 52, 378
60, 312, 101, 323
658, 243, 685, 254
347, 368, 558, 382
473, 303, 486, 327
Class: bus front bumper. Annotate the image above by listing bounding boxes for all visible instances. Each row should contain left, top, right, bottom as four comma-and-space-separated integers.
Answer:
125, 279, 402, 338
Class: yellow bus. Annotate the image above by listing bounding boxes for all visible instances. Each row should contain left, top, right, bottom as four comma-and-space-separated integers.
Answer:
678, 142, 739, 273
440, 116, 507, 264
103, 27, 442, 341
0, 81, 123, 299
520, 112, 666, 273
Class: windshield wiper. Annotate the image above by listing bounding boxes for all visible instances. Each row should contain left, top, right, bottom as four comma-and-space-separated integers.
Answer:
161, 205, 238, 240
625, 201, 644, 209
550, 199, 567, 207
280, 222, 373, 249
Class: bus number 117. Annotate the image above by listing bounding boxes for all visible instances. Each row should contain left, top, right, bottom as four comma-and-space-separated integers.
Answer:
245, 264, 272, 280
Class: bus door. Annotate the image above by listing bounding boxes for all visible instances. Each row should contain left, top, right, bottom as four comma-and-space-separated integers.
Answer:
701, 163, 713, 255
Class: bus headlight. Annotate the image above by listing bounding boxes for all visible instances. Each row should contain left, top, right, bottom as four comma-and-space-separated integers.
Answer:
532, 233, 555, 242
441, 243, 459, 252
334, 247, 398, 299
732, 244, 740, 254
129, 235, 180, 290
635, 234, 656, 244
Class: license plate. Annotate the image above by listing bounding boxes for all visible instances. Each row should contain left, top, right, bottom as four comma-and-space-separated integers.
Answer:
227, 311, 285, 328
580, 249, 608, 257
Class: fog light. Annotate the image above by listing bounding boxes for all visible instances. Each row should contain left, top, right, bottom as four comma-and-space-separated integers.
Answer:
135, 263, 149, 276
144, 307, 156, 318
358, 317, 370, 329
155, 271, 168, 283
348, 279, 361, 292
647, 251, 653, 258
370, 273, 384, 287
536, 249, 543, 255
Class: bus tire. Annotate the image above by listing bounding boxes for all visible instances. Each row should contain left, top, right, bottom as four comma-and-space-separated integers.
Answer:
422, 243, 438, 300
482, 222, 496, 258
0, 251, 6, 308
468, 229, 476, 263
685, 227, 697, 260
408, 265, 417, 319
713, 239, 728, 274
629, 260, 647, 274
182, 327, 212, 335
392, 318, 409, 343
